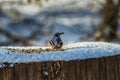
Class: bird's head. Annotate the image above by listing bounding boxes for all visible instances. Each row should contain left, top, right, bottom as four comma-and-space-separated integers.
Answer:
54, 32, 64, 37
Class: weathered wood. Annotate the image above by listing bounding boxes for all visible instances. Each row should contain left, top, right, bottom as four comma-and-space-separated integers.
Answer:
41, 62, 48, 80
63, 61, 76, 80
117, 55, 120, 80
90, 59, 100, 80
75, 60, 88, 80
87, 59, 100, 80
13, 63, 27, 80
46, 62, 53, 80
2, 63, 14, 80
87, 59, 93, 80
35, 63, 42, 80
59, 61, 64, 80
0, 67, 4, 80
75, 61, 82, 80
26, 63, 38, 80
105, 56, 119, 80
99, 58, 107, 80
0, 55, 120, 80
46, 61, 63, 80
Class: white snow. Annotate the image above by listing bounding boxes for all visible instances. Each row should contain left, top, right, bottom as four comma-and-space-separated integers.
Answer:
0, 63, 5, 68
16, 4, 41, 16
9, 63, 14, 67
0, 42, 120, 65
1, 0, 105, 16
2, 4, 41, 16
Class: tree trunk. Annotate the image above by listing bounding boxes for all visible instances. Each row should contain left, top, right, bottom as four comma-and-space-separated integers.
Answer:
95, 0, 120, 41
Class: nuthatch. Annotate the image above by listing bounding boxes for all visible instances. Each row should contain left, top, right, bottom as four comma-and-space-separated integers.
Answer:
49, 32, 64, 49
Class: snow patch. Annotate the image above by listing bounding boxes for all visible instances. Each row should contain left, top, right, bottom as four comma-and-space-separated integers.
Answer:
10, 63, 14, 67
0, 63, 5, 68
17, 4, 41, 16
0, 42, 120, 68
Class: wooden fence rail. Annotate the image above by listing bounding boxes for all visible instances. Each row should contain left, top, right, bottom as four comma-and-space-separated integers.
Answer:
0, 55, 120, 80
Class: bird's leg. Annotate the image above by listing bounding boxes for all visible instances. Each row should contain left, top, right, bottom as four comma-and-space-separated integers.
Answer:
49, 41, 56, 49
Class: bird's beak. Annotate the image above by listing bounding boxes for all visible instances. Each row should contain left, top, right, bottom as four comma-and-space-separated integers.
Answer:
60, 32, 64, 35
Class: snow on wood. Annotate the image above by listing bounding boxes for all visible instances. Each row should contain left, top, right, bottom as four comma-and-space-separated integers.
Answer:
0, 42, 120, 64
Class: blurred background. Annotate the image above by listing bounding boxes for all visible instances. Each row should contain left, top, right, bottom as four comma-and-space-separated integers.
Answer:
0, 0, 120, 46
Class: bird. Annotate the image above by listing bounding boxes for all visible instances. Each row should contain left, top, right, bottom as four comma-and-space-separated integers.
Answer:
49, 32, 64, 49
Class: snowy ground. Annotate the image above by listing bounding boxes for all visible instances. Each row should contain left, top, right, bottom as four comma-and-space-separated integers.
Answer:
0, 0, 105, 46
0, 42, 120, 68
0, 4, 102, 46
0, 0, 120, 46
